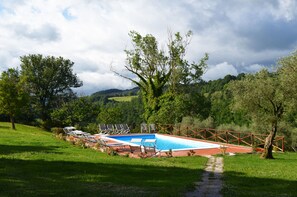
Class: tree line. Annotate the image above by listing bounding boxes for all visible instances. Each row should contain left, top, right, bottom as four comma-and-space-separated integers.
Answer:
1, 31, 297, 159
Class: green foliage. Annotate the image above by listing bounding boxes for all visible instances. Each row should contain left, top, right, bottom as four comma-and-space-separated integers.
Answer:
278, 50, 297, 97
210, 90, 250, 126
51, 127, 64, 135
193, 117, 215, 129
51, 96, 100, 129
228, 70, 284, 125
20, 54, 82, 122
0, 68, 29, 129
180, 116, 215, 129
117, 30, 207, 122
97, 96, 144, 128
97, 105, 123, 124
291, 128, 297, 150
216, 123, 251, 133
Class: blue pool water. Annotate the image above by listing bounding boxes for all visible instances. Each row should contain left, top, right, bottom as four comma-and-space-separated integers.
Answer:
106, 134, 220, 151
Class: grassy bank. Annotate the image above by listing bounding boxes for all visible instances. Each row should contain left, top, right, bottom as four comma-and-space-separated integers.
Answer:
222, 153, 297, 197
0, 122, 207, 196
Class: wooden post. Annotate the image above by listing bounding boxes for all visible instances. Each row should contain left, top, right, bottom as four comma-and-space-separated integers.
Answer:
226, 131, 229, 144
204, 129, 206, 139
238, 133, 240, 145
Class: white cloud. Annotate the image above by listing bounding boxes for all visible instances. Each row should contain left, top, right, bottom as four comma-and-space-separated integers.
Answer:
1, 0, 297, 94
76, 71, 133, 95
203, 62, 238, 81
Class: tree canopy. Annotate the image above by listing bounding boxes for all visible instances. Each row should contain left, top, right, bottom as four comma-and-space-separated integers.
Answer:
0, 68, 29, 129
117, 30, 208, 122
20, 54, 82, 123
228, 69, 288, 159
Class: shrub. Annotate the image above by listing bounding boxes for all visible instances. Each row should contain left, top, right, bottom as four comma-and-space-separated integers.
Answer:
74, 138, 87, 149
216, 123, 250, 133
51, 127, 64, 135
83, 123, 98, 134
193, 117, 215, 129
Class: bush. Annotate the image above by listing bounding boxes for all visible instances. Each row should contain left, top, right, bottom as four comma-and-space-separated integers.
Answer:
193, 117, 215, 129
216, 123, 250, 133
83, 123, 98, 134
291, 128, 297, 151
51, 127, 64, 135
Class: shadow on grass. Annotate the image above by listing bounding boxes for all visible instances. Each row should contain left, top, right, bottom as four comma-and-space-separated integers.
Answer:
0, 157, 202, 197
0, 145, 61, 155
222, 171, 297, 197
0, 125, 10, 129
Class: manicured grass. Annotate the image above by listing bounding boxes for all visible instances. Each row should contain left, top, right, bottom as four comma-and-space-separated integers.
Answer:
222, 153, 297, 197
0, 122, 207, 196
108, 96, 138, 102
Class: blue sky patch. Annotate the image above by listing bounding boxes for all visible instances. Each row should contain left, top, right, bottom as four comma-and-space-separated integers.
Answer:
62, 7, 76, 20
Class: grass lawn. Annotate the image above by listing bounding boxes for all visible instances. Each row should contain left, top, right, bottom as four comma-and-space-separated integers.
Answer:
108, 96, 138, 102
222, 153, 297, 197
0, 122, 207, 196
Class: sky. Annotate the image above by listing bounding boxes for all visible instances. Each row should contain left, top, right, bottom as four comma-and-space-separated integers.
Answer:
0, 0, 297, 95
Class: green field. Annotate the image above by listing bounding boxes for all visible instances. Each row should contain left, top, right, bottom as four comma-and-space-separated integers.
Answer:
108, 96, 138, 102
1, 122, 297, 196
0, 122, 207, 196
222, 153, 297, 197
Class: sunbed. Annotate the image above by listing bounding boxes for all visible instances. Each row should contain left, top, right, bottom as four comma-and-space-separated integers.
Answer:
129, 138, 142, 153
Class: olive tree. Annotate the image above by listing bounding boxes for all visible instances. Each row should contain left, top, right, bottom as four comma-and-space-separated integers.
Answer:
228, 70, 287, 159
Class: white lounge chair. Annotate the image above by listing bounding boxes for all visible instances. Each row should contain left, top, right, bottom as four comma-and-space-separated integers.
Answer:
149, 124, 156, 133
63, 126, 76, 135
141, 123, 148, 133
129, 138, 142, 153
121, 124, 130, 134
98, 138, 126, 149
142, 139, 157, 154
98, 124, 109, 135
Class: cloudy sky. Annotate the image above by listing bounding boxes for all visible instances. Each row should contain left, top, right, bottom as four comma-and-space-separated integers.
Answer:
1, 0, 297, 95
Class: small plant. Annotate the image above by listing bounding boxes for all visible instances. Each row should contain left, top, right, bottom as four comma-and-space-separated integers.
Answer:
220, 145, 227, 155
51, 127, 64, 135
107, 148, 118, 156
57, 133, 65, 140
187, 150, 196, 156
75, 138, 87, 149
138, 152, 148, 158
165, 149, 173, 157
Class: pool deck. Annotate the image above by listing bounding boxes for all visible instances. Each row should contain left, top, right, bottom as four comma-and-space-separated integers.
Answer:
99, 134, 253, 157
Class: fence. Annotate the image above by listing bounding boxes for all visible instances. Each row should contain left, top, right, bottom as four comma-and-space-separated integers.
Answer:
156, 124, 285, 152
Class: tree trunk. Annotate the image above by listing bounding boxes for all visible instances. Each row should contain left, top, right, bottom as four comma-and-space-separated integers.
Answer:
261, 122, 277, 159
10, 115, 16, 130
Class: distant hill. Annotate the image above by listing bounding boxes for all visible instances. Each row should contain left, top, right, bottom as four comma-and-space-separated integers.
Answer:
90, 87, 139, 101
90, 74, 244, 102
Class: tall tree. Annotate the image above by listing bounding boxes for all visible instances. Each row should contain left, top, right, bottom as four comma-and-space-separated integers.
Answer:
228, 70, 286, 159
0, 68, 29, 129
116, 30, 207, 121
20, 54, 82, 122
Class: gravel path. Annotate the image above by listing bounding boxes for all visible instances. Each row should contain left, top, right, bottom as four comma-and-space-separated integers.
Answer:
185, 156, 224, 197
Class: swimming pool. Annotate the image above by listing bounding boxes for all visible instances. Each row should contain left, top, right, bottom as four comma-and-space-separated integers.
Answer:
106, 134, 220, 152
